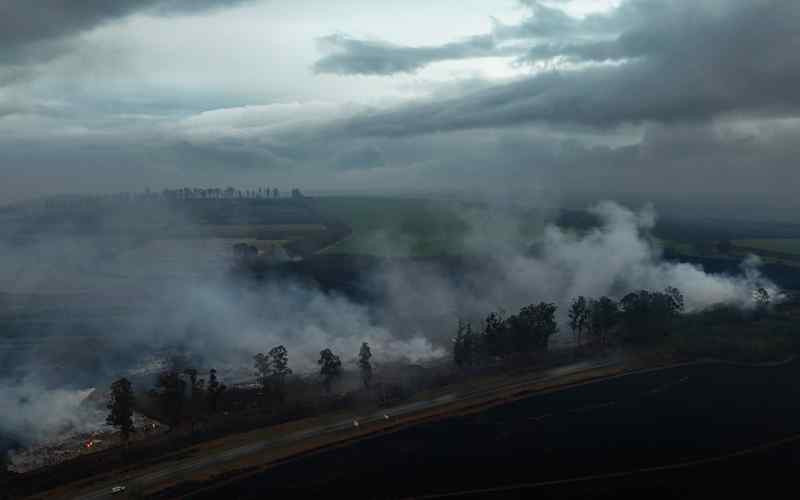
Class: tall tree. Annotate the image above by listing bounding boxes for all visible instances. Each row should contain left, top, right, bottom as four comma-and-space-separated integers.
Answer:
152, 371, 185, 431
358, 342, 373, 388
254, 352, 271, 390
568, 296, 589, 346
183, 368, 204, 433
269, 345, 292, 402
206, 368, 226, 414
482, 310, 507, 359
588, 296, 619, 346
318, 349, 342, 393
106, 378, 135, 444
453, 319, 468, 368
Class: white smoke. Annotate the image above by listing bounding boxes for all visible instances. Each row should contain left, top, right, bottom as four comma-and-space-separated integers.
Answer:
0, 380, 103, 448
0, 198, 780, 453
144, 279, 445, 373
374, 201, 779, 340
530, 201, 777, 311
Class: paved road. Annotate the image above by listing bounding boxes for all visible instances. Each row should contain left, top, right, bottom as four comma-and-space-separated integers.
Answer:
186, 359, 800, 499
71, 359, 617, 499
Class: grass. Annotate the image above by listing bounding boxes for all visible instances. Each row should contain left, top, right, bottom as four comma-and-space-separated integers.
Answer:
161, 224, 327, 239
313, 196, 543, 257
733, 238, 800, 256
313, 196, 470, 257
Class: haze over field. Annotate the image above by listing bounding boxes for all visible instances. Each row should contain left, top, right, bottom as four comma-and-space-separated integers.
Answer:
0, 199, 779, 452
1, 0, 799, 470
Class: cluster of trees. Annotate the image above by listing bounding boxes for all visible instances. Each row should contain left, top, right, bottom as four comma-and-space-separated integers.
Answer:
568, 287, 685, 346
254, 346, 293, 402
453, 302, 558, 368
37, 186, 304, 210
161, 186, 288, 200
106, 341, 380, 439
315, 343, 372, 393
453, 288, 692, 368
253, 342, 373, 397
106, 366, 229, 442
149, 367, 227, 433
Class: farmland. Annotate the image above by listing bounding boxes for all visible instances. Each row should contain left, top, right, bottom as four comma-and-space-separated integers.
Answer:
312, 196, 547, 257
733, 238, 800, 263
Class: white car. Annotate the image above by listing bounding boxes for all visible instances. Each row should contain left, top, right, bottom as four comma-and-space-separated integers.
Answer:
111, 485, 126, 495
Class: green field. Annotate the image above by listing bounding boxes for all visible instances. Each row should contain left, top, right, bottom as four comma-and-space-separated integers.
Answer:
733, 238, 800, 256
313, 196, 543, 257
313, 196, 470, 257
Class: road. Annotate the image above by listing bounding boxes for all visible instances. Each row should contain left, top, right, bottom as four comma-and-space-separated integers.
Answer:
183, 358, 800, 499
68, 359, 618, 499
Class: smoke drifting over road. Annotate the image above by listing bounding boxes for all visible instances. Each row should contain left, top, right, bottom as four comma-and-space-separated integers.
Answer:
0, 199, 778, 456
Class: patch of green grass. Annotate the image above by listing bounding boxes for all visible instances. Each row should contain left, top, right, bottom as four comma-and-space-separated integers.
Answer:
734, 238, 800, 256
313, 196, 546, 257
656, 238, 698, 255
313, 196, 470, 257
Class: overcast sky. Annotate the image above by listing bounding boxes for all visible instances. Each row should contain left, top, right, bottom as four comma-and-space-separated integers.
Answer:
1, 0, 799, 217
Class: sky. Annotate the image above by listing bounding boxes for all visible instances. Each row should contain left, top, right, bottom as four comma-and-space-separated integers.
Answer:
2, 0, 799, 217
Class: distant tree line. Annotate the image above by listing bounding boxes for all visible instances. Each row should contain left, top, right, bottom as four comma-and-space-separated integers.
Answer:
36, 186, 305, 209
161, 186, 293, 200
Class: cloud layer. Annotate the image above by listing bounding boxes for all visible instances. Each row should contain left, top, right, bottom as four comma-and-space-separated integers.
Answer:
2, 1, 800, 217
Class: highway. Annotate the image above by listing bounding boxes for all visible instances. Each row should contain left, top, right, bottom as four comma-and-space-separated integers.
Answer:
186, 358, 800, 499
68, 359, 618, 499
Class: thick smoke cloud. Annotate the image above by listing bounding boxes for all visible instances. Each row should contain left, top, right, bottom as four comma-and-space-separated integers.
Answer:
0, 382, 102, 451
374, 201, 777, 347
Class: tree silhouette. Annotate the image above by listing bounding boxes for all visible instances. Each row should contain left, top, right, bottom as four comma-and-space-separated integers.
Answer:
318, 349, 342, 393
453, 319, 468, 368
755, 286, 770, 309
358, 342, 373, 388
254, 353, 271, 390
269, 345, 292, 402
106, 378, 135, 444
206, 368, 226, 414
151, 371, 185, 431
482, 311, 507, 359
183, 368, 204, 433
568, 296, 589, 346
588, 296, 619, 346
619, 288, 682, 343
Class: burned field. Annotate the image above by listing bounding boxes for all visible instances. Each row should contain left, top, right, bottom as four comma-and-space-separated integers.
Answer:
190, 360, 800, 499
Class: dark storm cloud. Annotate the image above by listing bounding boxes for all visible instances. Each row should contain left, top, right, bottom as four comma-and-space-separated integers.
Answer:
313, 34, 509, 76
325, 0, 800, 133
0, 0, 252, 63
